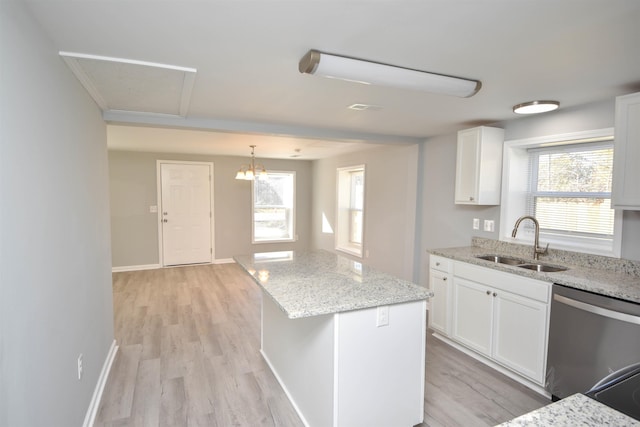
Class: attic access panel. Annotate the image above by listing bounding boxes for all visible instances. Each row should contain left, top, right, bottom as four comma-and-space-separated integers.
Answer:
60, 52, 196, 117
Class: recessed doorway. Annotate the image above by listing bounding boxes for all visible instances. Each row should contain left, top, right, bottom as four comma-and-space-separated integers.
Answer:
157, 161, 214, 266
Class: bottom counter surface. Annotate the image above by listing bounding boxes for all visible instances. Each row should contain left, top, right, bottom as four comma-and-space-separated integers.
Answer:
497, 393, 639, 426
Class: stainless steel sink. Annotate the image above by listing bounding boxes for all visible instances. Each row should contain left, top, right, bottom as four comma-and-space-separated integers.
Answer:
476, 254, 568, 272
518, 263, 568, 273
476, 255, 526, 265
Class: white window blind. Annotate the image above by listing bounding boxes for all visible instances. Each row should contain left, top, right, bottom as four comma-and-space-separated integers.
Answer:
336, 165, 365, 257
349, 170, 364, 245
526, 142, 614, 239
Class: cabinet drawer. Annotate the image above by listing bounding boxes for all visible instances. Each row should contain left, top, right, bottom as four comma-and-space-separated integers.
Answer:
430, 255, 452, 273
453, 261, 550, 303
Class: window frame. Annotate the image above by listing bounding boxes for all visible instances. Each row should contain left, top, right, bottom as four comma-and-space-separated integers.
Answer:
251, 170, 296, 244
336, 165, 366, 257
500, 128, 622, 257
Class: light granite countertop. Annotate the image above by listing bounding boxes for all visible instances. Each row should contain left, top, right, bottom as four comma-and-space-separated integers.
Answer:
497, 393, 639, 426
234, 250, 433, 319
429, 237, 640, 304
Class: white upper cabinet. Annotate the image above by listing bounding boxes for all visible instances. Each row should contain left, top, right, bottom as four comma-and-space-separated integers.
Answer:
455, 126, 505, 205
612, 92, 640, 210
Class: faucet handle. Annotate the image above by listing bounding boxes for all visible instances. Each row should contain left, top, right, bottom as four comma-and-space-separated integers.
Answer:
537, 243, 549, 255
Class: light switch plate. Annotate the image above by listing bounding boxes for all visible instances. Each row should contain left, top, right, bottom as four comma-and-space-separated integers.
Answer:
149, 205, 158, 213
473, 218, 480, 230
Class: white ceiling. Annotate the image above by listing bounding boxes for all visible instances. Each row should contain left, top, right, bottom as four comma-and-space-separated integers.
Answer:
25, 0, 640, 159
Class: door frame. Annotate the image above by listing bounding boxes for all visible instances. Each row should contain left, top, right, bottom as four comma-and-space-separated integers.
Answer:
156, 160, 215, 267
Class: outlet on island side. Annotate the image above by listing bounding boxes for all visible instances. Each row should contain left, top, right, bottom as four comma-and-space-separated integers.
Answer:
376, 305, 390, 327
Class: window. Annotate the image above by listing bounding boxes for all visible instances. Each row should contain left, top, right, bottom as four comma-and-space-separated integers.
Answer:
336, 165, 365, 257
501, 129, 622, 257
528, 143, 614, 237
252, 171, 295, 243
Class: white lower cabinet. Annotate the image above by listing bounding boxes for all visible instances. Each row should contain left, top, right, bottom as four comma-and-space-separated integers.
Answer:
449, 260, 550, 386
452, 277, 493, 355
492, 289, 548, 383
428, 255, 453, 335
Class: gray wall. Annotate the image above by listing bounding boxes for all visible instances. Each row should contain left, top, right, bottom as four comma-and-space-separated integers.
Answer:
0, 2, 114, 426
109, 151, 313, 266
311, 144, 419, 281
418, 99, 640, 286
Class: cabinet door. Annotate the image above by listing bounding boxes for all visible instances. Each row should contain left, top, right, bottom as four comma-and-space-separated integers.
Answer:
492, 290, 548, 384
613, 92, 640, 209
428, 269, 451, 335
455, 129, 480, 204
452, 278, 493, 356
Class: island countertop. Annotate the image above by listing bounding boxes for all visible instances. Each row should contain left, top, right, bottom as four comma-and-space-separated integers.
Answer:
234, 250, 432, 319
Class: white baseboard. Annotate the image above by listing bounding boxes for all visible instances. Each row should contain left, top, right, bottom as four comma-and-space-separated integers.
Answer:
260, 350, 311, 427
83, 339, 118, 427
112, 259, 234, 272
112, 264, 160, 273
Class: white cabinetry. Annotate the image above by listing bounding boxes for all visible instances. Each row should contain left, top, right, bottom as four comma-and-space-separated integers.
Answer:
428, 256, 452, 336
613, 92, 640, 210
452, 277, 493, 355
451, 261, 550, 385
492, 289, 548, 382
455, 126, 505, 205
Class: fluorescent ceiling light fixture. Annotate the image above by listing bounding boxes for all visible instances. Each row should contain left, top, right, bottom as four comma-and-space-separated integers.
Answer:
298, 50, 481, 98
513, 100, 560, 114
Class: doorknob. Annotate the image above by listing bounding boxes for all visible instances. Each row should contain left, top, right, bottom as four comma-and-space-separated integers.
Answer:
163, 212, 168, 216
163, 219, 168, 223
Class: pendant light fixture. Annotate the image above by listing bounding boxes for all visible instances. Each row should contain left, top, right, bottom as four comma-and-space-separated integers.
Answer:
513, 100, 560, 114
298, 49, 482, 98
235, 145, 266, 181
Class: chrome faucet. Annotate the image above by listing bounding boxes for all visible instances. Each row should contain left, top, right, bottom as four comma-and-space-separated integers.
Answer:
511, 215, 549, 260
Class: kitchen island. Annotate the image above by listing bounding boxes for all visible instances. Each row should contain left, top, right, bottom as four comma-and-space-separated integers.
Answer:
234, 250, 433, 427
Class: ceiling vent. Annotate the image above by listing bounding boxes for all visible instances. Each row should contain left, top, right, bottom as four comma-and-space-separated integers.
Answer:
59, 52, 196, 117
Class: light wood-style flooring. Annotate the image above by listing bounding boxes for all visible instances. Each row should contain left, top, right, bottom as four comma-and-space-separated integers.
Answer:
95, 263, 549, 427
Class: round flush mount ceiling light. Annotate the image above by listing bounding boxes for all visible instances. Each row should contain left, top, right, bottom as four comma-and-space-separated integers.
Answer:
513, 100, 560, 114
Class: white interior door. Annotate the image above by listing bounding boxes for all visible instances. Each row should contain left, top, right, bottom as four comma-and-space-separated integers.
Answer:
160, 162, 213, 266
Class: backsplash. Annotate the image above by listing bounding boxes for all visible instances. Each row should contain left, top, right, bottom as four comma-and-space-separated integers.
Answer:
472, 237, 640, 277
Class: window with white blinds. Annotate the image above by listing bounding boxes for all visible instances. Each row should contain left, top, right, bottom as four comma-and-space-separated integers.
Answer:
526, 142, 615, 239
500, 128, 622, 257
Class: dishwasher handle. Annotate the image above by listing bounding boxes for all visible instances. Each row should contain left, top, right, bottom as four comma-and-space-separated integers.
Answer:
588, 361, 640, 392
553, 294, 640, 326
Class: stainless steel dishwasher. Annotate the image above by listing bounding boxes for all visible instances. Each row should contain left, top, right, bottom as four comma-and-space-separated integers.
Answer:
546, 284, 640, 400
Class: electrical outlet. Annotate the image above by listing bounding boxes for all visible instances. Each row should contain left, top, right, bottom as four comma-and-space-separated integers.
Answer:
484, 220, 495, 232
376, 306, 390, 327
473, 218, 480, 230
77, 354, 83, 380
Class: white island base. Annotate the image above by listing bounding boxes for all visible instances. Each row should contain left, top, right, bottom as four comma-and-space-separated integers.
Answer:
261, 291, 427, 427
